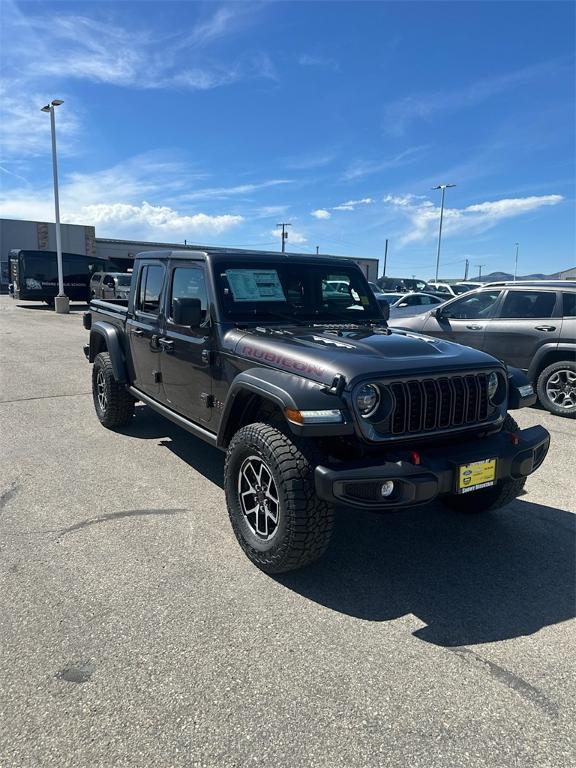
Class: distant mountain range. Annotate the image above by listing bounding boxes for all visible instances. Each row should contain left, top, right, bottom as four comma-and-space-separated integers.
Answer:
439, 269, 574, 283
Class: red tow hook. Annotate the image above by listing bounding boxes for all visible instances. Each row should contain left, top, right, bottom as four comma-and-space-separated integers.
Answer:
410, 451, 421, 466
510, 433, 520, 446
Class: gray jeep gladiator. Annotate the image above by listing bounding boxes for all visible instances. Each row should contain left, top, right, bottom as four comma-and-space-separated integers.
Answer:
83, 250, 550, 573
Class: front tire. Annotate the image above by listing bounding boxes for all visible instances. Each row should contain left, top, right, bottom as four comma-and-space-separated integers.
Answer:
537, 361, 576, 418
224, 423, 334, 573
92, 352, 135, 428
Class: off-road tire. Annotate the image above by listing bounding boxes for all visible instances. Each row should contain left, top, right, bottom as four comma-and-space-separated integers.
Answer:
536, 361, 576, 418
224, 423, 334, 573
92, 352, 135, 428
442, 415, 525, 513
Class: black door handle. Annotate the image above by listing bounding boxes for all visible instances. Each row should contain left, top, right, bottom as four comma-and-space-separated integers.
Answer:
159, 338, 174, 352
132, 328, 144, 336
534, 325, 556, 332
466, 324, 483, 330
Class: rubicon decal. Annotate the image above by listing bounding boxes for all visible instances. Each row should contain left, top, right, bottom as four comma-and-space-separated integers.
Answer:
241, 345, 326, 377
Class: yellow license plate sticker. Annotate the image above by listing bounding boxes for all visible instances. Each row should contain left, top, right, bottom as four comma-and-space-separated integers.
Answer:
458, 459, 497, 494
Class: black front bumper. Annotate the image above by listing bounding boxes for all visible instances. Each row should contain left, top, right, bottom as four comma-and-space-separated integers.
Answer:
315, 425, 550, 509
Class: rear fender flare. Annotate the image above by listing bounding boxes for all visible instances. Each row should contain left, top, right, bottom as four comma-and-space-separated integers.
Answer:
89, 322, 127, 383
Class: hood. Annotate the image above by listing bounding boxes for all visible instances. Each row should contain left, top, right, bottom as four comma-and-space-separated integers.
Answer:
224, 324, 502, 388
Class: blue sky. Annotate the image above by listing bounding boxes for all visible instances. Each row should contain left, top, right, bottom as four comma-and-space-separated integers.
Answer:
0, 0, 574, 278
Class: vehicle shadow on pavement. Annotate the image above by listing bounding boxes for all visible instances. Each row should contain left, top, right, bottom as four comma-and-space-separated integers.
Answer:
276, 500, 576, 647
120, 406, 225, 487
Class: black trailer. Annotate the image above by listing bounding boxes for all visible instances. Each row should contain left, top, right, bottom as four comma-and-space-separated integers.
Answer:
9, 249, 106, 304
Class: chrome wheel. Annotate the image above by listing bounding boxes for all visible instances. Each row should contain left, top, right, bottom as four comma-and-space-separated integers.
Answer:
546, 369, 576, 409
237, 455, 280, 540
96, 368, 108, 412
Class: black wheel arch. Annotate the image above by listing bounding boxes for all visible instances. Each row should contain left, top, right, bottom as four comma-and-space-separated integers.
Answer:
88, 321, 128, 383
217, 368, 354, 448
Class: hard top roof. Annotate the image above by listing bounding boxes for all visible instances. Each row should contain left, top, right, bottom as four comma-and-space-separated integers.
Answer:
134, 249, 358, 265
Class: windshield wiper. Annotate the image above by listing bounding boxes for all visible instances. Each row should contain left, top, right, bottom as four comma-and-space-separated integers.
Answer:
238, 309, 307, 326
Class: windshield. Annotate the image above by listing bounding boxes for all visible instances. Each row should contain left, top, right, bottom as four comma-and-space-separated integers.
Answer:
115, 275, 131, 286
379, 293, 405, 303
216, 261, 383, 322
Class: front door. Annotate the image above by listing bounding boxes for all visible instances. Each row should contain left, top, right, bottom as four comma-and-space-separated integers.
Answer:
482, 289, 560, 369
159, 264, 213, 425
420, 290, 502, 349
126, 262, 166, 398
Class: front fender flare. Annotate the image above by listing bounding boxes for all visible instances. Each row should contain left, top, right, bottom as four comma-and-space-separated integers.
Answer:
89, 322, 127, 383
217, 368, 353, 447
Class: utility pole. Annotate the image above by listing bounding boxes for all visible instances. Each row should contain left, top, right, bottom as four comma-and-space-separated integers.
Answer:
277, 223, 291, 254
514, 243, 519, 281
464, 258, 469, 280
432, 184, 456, 282
476, 264, 486, 279
316, 245, 319, 255
383, 238, 388, 276
41, 99, 68, 313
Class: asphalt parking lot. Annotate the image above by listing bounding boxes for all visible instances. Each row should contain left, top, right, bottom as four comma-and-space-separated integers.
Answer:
1, 294, 574, 768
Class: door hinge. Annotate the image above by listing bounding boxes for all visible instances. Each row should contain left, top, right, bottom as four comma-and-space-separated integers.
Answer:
153, 370, 162, 383
201, 392, 215, 408
201, 349, 212, 365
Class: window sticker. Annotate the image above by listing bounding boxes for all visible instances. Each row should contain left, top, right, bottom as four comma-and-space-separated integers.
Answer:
225, 269, 287, 302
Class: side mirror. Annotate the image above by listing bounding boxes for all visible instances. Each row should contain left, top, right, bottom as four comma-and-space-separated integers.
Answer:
173, 297, 202, 326
377, 299, 390, 321
431, 307, 442, 318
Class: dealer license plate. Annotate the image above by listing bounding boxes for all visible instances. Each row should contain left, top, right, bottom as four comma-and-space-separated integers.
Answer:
457, 459, 497, 494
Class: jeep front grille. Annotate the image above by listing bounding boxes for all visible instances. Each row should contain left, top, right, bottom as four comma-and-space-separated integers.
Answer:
387, 373, 490, 435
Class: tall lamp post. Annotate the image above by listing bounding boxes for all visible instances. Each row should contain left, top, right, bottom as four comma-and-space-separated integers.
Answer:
514, 242, 519, 281
432, 183, 456, 282
41, 99, 68, 313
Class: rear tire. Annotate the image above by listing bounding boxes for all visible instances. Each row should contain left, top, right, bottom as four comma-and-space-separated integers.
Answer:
92, 352, 135, 428
536, 361, 576, 418
224, 423, 334, 573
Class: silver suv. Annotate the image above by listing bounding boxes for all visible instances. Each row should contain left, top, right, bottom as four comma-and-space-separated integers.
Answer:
90, 272, 132, 301
391, 282, 576, 417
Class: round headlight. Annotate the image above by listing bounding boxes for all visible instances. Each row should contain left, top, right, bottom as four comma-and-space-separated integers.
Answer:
488, 371, 499, 401
356, 383, 380, 417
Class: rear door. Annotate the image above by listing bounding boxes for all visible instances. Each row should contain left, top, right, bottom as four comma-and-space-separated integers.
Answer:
126, 262, 166, 398
419, 290, 502, 348
482, 289, 560, 369
159, 263, 213, 425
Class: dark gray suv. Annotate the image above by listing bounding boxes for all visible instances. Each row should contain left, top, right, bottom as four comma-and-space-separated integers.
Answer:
392, 282, 576, 417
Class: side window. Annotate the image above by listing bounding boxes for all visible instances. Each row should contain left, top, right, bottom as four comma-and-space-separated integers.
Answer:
442, 291, 501, 320
92, 274, 102, 283
499, 290, 556, 319
136, 265, 165, 314
562, 293, 576, 317
170, 267, 208, 323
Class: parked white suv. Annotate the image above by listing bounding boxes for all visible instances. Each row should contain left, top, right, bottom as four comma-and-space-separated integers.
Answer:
90, 272, 132, 301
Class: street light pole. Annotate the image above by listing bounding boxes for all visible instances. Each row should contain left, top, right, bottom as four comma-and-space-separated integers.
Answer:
514, 243, 519, 281
432, 184, 456, 282
41, 99, 68, 313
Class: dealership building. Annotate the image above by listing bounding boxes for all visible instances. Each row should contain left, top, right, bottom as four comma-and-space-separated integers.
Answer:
0, 217, 379, 291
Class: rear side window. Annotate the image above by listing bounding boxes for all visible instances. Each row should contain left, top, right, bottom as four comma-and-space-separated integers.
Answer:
136, 265, 165, 314
499, 290, 556, 319
562, 293, 576, 317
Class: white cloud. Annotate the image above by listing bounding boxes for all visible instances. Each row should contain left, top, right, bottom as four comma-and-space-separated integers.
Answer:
311, 209, 331, 220
81, 202, 243, 235
297, 54, 339, 72
271, 227, 307, 244
383, 59, 564, 136
0, 152, 245, 241
382, 192, 564, 245
342, 146, 429, 181
333, 198, 374, 211
178, 179, 293, 202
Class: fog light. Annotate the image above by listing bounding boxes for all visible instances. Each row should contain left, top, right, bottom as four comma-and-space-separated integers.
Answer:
380, 481, 395, 497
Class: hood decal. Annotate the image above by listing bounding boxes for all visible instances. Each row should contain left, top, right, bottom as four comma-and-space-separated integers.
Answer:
241, 344, 327, 378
